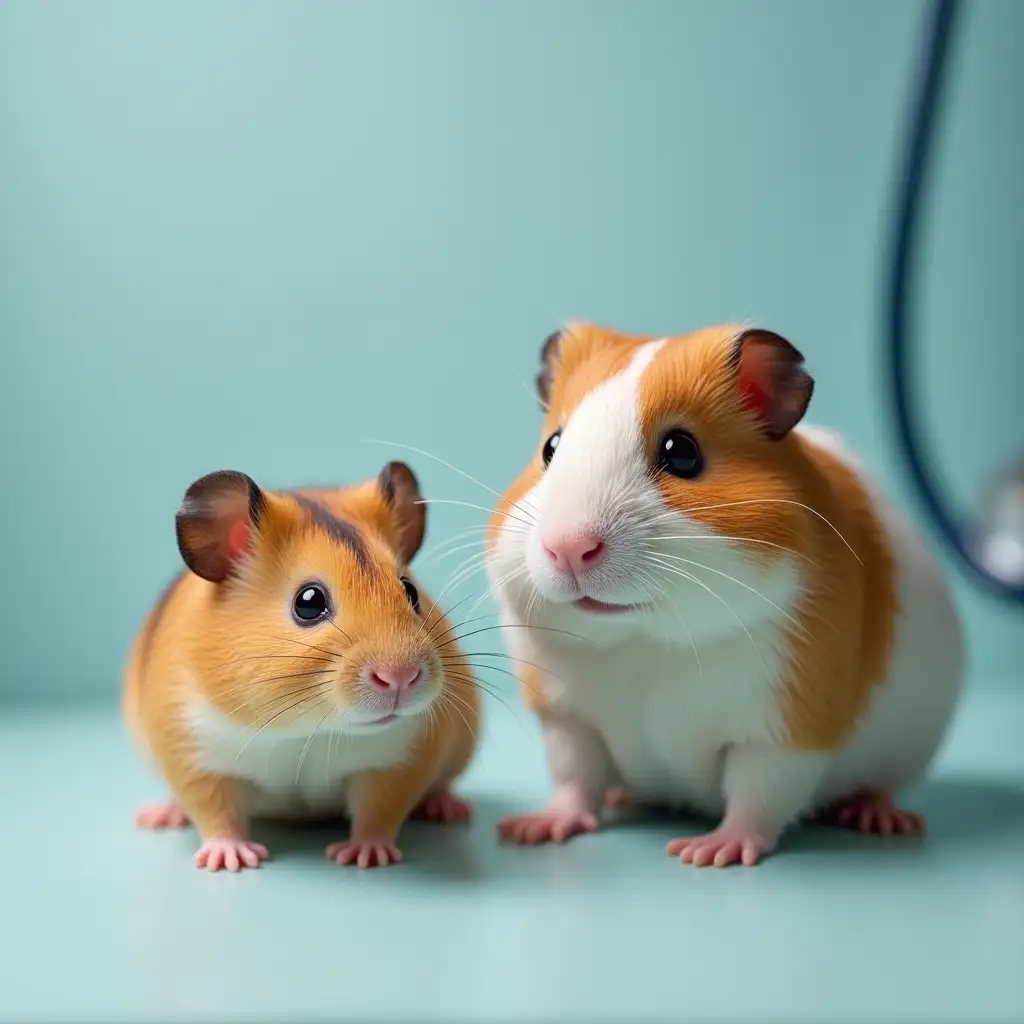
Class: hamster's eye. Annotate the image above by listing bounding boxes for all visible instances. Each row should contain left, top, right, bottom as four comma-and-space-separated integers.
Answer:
293, 584, 330, 624
542, 431, 561, 468
657, 430, 703, 479
401, 577, 420, 613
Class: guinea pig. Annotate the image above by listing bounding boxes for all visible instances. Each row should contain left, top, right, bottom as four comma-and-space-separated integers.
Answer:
487, 323, 962, 867
124, 462, 479, 872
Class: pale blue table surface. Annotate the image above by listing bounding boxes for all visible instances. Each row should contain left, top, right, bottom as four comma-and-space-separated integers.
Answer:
1, 686, 1022, 1023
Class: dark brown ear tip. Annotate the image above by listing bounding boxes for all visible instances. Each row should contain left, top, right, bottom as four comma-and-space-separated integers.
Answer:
377, 461, 421, 505
540, 329, 562, 361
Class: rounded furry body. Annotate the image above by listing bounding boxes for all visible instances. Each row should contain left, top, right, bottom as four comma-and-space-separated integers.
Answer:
125, 464, 479, 870
487, 324, 962, 863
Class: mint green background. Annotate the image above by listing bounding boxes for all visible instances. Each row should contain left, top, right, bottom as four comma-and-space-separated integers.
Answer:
1, 0, 1021, 703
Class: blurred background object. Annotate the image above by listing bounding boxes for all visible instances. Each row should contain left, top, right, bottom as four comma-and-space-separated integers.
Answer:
1, 0, 1021, 705
885, 0, 1024, 602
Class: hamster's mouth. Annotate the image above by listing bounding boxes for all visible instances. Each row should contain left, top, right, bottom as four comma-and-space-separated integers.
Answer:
573, 596, 646, 615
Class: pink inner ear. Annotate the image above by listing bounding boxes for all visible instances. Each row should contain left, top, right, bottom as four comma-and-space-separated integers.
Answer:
225, 518, 252, 563
738, 370, 770, 422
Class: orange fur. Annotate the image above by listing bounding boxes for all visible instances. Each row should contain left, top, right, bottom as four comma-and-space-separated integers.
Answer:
498, 322, 898, 751
124, 468, 479, 850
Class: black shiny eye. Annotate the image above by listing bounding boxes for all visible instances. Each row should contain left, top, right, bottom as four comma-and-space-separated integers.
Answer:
657, 430, 703, 479
542, 431, 561, 468
401, 577, 420, 613
293, 584, 329, 624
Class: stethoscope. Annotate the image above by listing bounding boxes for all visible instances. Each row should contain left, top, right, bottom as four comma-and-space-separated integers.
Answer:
887, 0, 1024, 604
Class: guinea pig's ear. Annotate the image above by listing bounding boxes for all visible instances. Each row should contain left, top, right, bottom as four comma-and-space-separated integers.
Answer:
376, 461, 426, 564
175, 470, 266, 583
731, 329, 814, 441
535, 329, 562, 409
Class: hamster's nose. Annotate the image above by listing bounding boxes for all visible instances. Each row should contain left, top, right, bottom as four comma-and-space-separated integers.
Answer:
543, 534, 606, 576
366, 664, 423, 693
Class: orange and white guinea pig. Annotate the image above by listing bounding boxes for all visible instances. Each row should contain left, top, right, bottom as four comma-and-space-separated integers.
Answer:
487, 323, 962, 867
124, 462, 478, 872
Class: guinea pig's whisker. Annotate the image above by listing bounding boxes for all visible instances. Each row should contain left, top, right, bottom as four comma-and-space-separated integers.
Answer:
429, 613, 493, 646
362, 438, 538, 526
439, 650, 564, 690
645, 556, 768, 677
415, 498, 536, 532
647, 549, 808, 635
634, 567, 704, 682
660, 499, 862, 564
653, 533, 818, 566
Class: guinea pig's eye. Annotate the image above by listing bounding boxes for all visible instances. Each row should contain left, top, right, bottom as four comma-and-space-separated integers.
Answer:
542, 431, 561, 468
657, 430, 703, 479
401, 577, 420, 613
292, 583, 330, 625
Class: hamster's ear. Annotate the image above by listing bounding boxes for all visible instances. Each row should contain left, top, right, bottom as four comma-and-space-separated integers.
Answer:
535, 329, 562, 409
175, 470, 266, 582
731, 329, 814, 441
377, 461, 426, 564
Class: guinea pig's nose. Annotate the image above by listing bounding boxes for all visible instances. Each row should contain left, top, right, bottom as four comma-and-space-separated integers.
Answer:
543, 534, 606, 576
366, 664, 423, 692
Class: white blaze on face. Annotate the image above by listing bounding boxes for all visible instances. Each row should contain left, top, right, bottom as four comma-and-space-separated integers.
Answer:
521, 339, 668, 604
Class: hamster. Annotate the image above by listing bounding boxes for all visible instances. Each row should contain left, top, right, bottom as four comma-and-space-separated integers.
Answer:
124, 462, 479, 871
487, 323, 962, 867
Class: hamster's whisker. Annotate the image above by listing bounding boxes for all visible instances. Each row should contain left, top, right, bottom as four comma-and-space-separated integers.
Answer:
435, 622, 596, 650
325, 618, 355, 645
208, 653, 335, 673
429, 613, 493, 647
414, 498, 536, 531
361, 438, 539, 525
442, 669, 527, 733
439, 650, 564, 690
655, 499, 862, 564
209, 670, 332, 707
437, 691, 476, 743
274, 634, 343, 659
294, 703, 335, 785
229, 686, 333, 767
646, 549, 809, 635
645, 556, 769, 678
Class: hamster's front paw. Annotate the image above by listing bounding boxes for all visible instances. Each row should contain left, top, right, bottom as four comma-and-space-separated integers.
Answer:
194, 837, 269, 872
326, 836, 403, 869
411, 789, 472, 825
135, 801, 190, 829
498, 807, 600, 845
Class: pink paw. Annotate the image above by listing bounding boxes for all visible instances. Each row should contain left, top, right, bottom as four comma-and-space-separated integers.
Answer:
667, 825, 773, 867
604, 787, 631, 810
497, 807, 599, 845
194, 837, 269, 872
326, 837, 403, 869
412, 790, 472, 825
135, 801, 190, 830
829, 791, 925, 836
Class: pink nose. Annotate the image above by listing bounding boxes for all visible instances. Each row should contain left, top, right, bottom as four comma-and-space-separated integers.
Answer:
367, 665, 423, 692
543, 534, 606, 576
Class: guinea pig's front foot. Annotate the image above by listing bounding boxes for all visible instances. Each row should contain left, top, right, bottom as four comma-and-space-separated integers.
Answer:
667, 821, 774, 868
326, 836, 403, 869
826, 790, 926, 837
135, 800, 190, 830
194, 836, 270, 872
411, 789, 472, 825
497, 793, 600, 845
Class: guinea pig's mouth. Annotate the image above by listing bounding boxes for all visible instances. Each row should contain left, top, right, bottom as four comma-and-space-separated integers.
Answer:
573, 596, 647, 615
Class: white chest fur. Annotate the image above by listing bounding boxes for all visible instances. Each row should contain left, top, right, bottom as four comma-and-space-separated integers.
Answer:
185, 698, 419, 818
